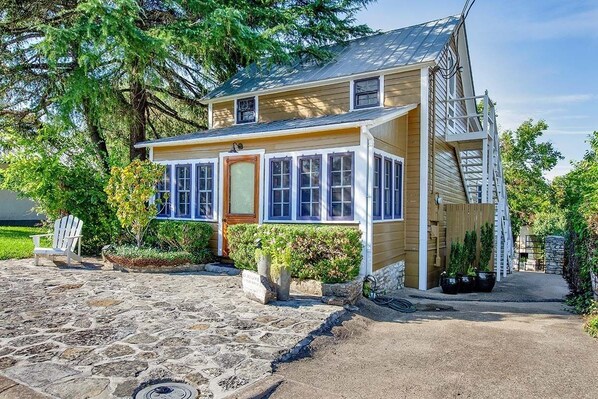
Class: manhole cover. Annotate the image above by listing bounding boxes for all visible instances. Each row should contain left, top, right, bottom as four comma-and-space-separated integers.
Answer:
134, 382, 198, 399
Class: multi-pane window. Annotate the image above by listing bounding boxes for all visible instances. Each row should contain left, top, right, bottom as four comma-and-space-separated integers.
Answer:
196, 163, 214, 219
236, 97, 256, 124
329, 153, 353, 219
373, 156, 382, 219
270, 158, 291, 219
383, 158, 393, 218
394, 160, 403, 219
175, 164, 191, 218
156, 165, 171, 217
354, 77, 380, 109
298, 156, 321, 219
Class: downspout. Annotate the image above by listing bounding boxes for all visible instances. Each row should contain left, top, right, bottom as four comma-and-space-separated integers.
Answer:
362, 125, 375, 276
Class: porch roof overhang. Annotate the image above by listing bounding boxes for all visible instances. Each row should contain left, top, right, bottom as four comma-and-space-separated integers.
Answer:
135, 104, 417, 149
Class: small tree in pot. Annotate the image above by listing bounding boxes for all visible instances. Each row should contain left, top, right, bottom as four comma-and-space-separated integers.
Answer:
476, 222, 496, 292
442, 241, 464, 294
459, 230, 478, 293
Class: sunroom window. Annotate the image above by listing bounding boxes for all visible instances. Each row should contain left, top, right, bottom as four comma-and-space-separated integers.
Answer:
196, 163, 214, 219
394, 160, 403, 219
373, 152, 404, 221
373, 155, 382, 219
298, 156, 321, 220
236, 97, 256, 124
354, 77, 380, 109
156, 165, 171, 217
175, 164, 192, 218
383, 158, 393, 218
329, 153, 354, 220
270, 158, 291, 219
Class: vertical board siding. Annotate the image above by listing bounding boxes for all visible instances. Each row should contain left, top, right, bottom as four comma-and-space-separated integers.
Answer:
371, 116, 408, 271
445, 204, 496, 270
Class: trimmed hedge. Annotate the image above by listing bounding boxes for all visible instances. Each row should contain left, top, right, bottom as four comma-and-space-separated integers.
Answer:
146, 220, 214, 263
227, 224, 362, 283
105, 245, 194, 267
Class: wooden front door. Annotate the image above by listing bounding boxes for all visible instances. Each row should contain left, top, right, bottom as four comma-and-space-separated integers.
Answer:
222, 155, 260, 256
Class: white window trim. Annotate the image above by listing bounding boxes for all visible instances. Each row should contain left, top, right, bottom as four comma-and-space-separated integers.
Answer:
350, 75, 385, 112
208, 103, 213, 129
263, 145, 361, 224
371, 148, 404, 223
446, 48, 458, 134
234, 95, 259, 125
152, 158, 219, 223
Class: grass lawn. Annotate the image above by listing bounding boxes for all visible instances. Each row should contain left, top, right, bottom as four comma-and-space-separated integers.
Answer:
0, 226, 49, 260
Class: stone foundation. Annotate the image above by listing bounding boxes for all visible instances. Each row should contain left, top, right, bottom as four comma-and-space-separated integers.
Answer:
371, 260, 405, 292
545, 236, 565, 275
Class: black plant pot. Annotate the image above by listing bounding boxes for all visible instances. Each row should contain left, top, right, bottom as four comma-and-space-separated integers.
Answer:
458, 275, 476, 293
475, 271, 496, 292
440, 275, 459, 295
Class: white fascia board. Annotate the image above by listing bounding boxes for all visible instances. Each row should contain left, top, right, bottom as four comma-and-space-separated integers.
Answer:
135, 121, 365, 149
201, 62, 435, 105
418, 67, 430, 291
366, 104, 418, 129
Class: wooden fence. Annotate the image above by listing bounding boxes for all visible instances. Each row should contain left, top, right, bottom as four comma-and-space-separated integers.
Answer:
445, 203, 496, 270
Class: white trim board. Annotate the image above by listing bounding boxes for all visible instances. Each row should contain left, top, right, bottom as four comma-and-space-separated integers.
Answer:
418, 67, 430, 291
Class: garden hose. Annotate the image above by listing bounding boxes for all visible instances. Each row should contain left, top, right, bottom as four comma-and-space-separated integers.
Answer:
363, 275, 417, 313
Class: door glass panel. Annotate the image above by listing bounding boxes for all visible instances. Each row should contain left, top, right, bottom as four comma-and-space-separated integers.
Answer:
229, 161, 255, 214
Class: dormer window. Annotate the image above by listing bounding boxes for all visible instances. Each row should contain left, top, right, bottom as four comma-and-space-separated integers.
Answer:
353, 77, 380, 109
236, 97, 256, 124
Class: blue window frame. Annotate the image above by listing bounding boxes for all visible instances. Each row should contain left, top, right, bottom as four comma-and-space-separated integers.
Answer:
269, 158, 291, 219
156, 165, 171, 217
175, 164, 191, 218
373, 156, 382, 220
383, 157, 393, 218
394, 160, 403, 219
297, 155, 321, 220
354, 77, 380, 109
196, 163, 214, 219
328, 152, 354, 220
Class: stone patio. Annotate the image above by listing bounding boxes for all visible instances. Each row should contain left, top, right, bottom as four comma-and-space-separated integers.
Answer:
0, 258, 343, 398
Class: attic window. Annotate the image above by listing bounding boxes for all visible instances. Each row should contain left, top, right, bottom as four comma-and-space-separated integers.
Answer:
353, 77, 380, 109
236, 97, 256, 124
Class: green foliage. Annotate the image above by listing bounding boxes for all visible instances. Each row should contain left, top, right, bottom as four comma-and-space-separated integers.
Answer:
566, 292, 597, 315
109, 245, 194, 264
479, 223, 494, 272
463, 230, 477, 272
500, 119, 563, 236
152, 220, 214, 264
0, 226, 47, 260
227, 224, 362, 283
0, 123, 119, 254
447, 242, 465, 277
271, 246, 293, 281
584, 313, 598, 338
532, 208, 566, 242
105, 160, 164, 248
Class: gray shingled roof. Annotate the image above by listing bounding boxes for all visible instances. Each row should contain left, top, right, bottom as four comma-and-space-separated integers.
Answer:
137, 105, 416, 147
203, 15, 461, 101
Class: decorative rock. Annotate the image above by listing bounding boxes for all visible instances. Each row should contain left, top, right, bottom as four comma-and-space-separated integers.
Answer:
205, 263, 241, 275
4, 363, 79, 387
103, 344, 136, 358
291, 276, 364, 305
113, 379, 139, 398
91, 360, 148, 378
242, 270, 276, 304
371, 260, 406, 292
46, 378, 110, 399
60, 347, 92, 361
545, 236, 565, 275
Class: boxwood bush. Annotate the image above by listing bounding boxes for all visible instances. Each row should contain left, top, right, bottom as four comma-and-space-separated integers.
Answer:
105, 245, 194, 267
227, 224, 362, 283
146, 220, 214, 263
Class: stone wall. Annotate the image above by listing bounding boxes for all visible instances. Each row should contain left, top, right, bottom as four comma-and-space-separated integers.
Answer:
371, 260, 405, 292
545, 236, 565, 275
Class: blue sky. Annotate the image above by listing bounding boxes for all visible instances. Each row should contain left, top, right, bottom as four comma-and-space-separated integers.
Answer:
357, 0, 598, 179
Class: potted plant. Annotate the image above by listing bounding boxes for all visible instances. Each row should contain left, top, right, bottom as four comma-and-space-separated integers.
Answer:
459, 230, 477, 293
441, 242, 463, 294
476, 222, 496, 292
271, 246, 292, 301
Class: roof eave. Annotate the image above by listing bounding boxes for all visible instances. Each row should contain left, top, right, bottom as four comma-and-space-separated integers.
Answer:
200, 61, 435, 104
136, 105, 417, 149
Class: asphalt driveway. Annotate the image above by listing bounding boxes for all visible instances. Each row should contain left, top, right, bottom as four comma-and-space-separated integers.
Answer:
233, 272, 598, 399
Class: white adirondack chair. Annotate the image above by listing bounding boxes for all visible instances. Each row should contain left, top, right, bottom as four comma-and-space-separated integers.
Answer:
31, 215, 83, 266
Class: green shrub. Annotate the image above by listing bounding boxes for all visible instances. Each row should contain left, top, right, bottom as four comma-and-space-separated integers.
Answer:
584, 312, 598, 338
227, 224, 362, 283
447, 242, 465, 277
463, 230, 477, 275
479, 223, 494, 272
148, 220, 214, 263
106, 245, 194, 267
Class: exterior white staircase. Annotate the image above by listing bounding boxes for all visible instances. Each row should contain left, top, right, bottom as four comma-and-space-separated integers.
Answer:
445, 91, 514, 281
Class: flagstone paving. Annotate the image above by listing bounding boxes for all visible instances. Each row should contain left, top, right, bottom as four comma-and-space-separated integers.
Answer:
0, 259, 343, 398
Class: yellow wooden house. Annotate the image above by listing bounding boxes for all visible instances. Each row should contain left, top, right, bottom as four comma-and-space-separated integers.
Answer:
136, 15, 513, 290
